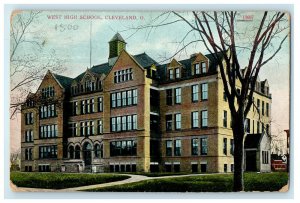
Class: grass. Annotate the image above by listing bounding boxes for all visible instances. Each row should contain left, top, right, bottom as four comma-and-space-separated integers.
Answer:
118, 172, 192, 177
10, 172, 130, 189
86, 172, 288, 192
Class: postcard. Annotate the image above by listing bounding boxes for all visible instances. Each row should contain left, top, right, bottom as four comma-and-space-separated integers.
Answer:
9, 10, 290, 193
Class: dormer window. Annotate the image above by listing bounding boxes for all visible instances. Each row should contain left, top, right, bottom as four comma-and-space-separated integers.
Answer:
201, 62, 207, 73
175, 68, 180, 79
169, 69, 174, 80
195, 63, 200, 75
85, 80, 95, 92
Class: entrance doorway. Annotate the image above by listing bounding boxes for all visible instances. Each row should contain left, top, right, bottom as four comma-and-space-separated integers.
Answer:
246, 150, 257, 171
83, 142, 92, 166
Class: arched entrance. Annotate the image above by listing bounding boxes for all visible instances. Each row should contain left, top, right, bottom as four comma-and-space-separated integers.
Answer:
83, 142, 92, 166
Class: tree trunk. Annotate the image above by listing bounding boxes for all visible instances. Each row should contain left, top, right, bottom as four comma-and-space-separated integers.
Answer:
232, 112, 246, 191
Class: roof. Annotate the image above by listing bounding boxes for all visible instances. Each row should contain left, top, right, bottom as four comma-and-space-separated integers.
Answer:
244, 133, 263, 149
156, 52, 223, 82
53, 73, 73, 89
133, 53, 158, 69
109, 33, 126, 43
73, 52, 158, 82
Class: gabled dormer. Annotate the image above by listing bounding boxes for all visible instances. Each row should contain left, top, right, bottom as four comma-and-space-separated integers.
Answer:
167, 58, 182, 80
260, 79, 270, 96
191, 52, 209, 76
71, 68, 105, 96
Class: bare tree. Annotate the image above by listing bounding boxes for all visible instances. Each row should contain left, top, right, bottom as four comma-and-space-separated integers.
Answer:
10, 11, 65, 119
128, 11, 289, 191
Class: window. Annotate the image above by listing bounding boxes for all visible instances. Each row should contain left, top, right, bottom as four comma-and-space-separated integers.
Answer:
111, 93, 116, 108
192, 111, 199, 128
192, 85, 199, 102
257, 121, 260, 133
230, 139, 234, 155
174, 163, 180, 172
223, 91, 227, 102
94, 144, 102, 158
175, 88, 181, 104
111, 118, 116, 132
110, 140, 137, 156
223, 138, 227, 155
223, 111, 227, 128
133, 89, 138, 104
194, 63, 200, 75
39, 104, 56, 119
122, 116, 127, 131
201, 83, 208, 100
266, 124, 270, 135
114, 68, 133, 83
192, 138, 199, 155
175, 68, 180, 78
72, 102, 78, 115
25, 148, 33, 160
231, 164, 234, 172
25, 112, 33, 125
97, 120, 103, 134
122, 91, 127, 106
68, 123, 77, 137
201, 62, 207, 73
166, 140, 172, 156
262, 101, 265, 116
25, 130, 33, 142
39, 145, 57, 159
224, 164, 227, 173
174, 140, 181, 156
41, 86, 55, 98
169, 69, 174, 80
201, 110, 208, 128
75, 146, 80, 159
117, 117, 121, 131
132, 115, 137, 130
266, 103, 269, 117
246, 118, 250, 133
175, 113, 181, 130
200, 138, 208, 155
111, 89, 137, 108
39, 124, 58, 139
111, 115, 137, 132
166, 89, 173, 105
90, 99, 95, 113
80, 122, 85, 136
117, 92, 121, 107
90, 121, 94, 135
166, 115, 172, 131
257, 99, 260, 114
98, 97, 103, 112
127, 90, 132, 105
262, 151, 269, 164
69, 146, 74, 159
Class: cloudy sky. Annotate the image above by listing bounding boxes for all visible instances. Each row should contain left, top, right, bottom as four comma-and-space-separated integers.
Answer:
10, 10, 290, 153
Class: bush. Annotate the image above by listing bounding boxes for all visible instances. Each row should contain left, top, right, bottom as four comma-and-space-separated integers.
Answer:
10, 172, 130, 189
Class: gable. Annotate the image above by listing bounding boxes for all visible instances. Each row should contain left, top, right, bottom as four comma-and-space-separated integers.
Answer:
103, 49, 146, 90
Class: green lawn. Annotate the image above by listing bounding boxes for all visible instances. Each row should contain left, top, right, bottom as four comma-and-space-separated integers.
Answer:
86, 172, 288, 192
10, 172, 130, 189
119, 172, 192, 177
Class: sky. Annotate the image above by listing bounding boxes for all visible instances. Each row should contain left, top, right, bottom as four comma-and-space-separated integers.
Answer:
10, 10, 290, 154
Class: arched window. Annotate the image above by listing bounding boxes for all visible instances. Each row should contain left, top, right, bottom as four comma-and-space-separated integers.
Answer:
75, 145, 81, 159
69, 146, 74, 159
94, 144, 101, 158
